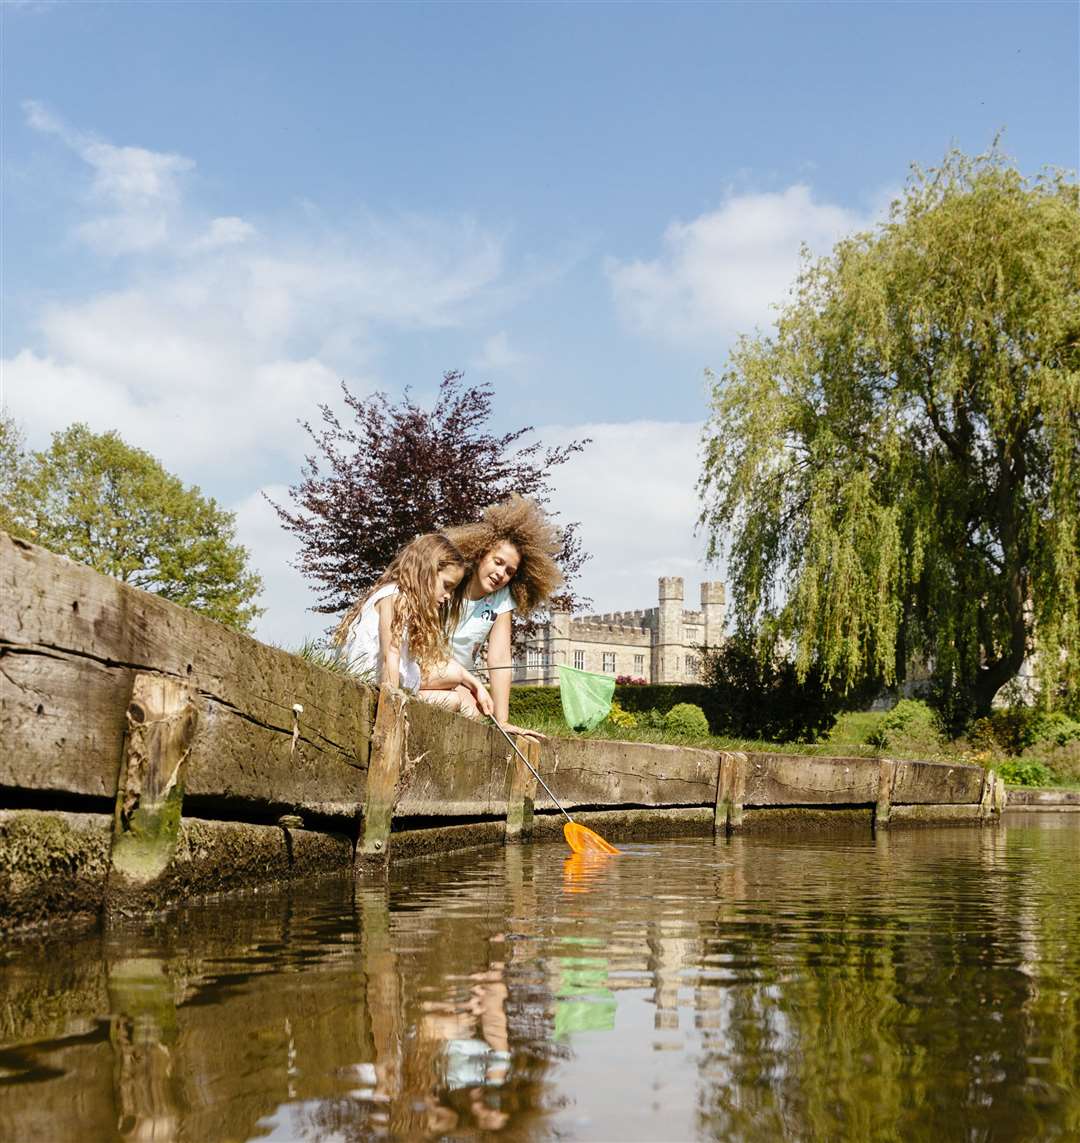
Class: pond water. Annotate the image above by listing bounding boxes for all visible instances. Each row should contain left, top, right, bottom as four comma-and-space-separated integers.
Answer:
1, 813, 1078, 1142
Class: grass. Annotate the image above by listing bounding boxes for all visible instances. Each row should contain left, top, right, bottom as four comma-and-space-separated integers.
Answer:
513, 705, 1080, 788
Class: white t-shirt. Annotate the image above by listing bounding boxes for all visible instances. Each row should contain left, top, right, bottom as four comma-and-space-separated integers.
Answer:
339, 584, 422, 692
451, 586, 515, 667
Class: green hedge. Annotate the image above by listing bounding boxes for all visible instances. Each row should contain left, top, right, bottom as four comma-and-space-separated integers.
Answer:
509, 683, 717, 727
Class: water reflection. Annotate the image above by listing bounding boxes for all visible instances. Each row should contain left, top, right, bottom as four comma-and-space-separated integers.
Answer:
0, 815, 1077, 1140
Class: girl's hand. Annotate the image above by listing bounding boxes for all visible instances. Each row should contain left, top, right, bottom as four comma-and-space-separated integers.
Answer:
500, 722, 546, 741
465, 674, 495, 717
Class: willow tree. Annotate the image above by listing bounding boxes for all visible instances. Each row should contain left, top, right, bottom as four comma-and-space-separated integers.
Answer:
698, 147, 1080, 725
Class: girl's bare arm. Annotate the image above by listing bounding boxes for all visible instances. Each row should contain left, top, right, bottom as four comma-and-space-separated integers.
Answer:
487, 611, 543, 739
376, 595, 402, 690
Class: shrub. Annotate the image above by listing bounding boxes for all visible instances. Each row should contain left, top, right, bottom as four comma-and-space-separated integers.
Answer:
664, 703, 710, 738
615, 675, 648, 685
996, 759, 1053, 787
866, 699, 942, 751
605, 700, 638, 730
968, 707, 1045, 756
698, 637, 852, 743
638, 709, 668, 730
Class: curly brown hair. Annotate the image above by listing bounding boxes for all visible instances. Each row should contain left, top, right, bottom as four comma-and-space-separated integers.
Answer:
331, 533, 466, 674
444, 495, 564, 615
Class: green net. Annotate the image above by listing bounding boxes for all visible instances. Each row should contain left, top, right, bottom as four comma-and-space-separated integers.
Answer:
558, 665, 615, 731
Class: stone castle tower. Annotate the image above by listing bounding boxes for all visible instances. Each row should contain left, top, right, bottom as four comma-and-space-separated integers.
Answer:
516, 575, 726, 686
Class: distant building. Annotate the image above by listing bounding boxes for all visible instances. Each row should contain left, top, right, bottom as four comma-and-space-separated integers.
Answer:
513, 576, 726, 686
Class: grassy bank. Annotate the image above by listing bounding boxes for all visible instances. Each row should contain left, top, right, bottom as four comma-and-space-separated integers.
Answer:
512, 700, 1080, 789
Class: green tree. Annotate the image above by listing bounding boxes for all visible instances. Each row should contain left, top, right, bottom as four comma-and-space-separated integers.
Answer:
18, 423, 264, 632
0, 411, 34, 541
698, 146, 1080, 726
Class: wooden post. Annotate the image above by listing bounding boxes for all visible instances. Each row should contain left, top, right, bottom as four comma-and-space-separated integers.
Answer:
107, 673, 198, 906
357, 688, 408, 867
505, 735, 538, 843
714, 753, 733, 837
728, 752, 747, 830
991, 771, 1007, 817
875, 758, 897, 827
979, 768, 995, 821
715, 751, 747, 833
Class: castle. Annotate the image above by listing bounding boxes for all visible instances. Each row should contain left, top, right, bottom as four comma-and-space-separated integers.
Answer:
513, 576, 726, 686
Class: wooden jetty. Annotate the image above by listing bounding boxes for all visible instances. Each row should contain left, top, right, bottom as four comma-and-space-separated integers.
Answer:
0, 531, 1005, 936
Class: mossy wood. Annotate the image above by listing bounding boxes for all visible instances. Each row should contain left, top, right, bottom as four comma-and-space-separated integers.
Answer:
109, 673, 199, 892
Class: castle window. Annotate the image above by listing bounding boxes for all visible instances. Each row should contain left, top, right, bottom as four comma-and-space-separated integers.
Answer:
686, 655, 699, 678
602, 652, 615, 673
527, 648, 544, 667
634, 654, 644, 674
573, 649, 584, 670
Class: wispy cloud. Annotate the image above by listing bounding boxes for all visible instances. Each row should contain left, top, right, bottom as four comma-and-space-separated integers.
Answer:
7, 106, 512, 485
608, 185, 875, 343
25, 100, 194, 254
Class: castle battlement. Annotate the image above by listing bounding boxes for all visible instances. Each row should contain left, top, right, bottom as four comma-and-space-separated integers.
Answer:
516, 576, 727, 686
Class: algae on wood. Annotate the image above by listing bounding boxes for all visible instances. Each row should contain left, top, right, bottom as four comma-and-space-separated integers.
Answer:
109, 673, 199, 894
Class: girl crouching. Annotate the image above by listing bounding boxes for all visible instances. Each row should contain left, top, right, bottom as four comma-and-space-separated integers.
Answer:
333, 533, 494, 717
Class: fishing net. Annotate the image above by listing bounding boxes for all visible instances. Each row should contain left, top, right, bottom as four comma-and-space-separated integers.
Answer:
557, 665, 615, 731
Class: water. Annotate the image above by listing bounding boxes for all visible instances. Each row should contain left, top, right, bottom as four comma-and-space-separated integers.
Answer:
1, 814, 1078, 1142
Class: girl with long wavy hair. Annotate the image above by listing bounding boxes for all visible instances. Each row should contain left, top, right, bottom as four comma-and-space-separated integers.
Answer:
333, 533, 494, 716
444, 495, 564, 737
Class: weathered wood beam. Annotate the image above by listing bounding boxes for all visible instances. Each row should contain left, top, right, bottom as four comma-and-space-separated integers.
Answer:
357, 689, 408, 866
505, 735, 538, 843
107, 673, 198, 908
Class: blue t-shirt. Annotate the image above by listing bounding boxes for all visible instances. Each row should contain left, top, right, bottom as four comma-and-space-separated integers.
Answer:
451, 586, 515, 667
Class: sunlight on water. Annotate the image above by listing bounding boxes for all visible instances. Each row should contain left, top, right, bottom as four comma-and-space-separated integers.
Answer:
1, 813, 1079, 1141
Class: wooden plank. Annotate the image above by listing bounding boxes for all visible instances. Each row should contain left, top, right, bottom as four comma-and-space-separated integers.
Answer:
396, 700, 510, 816
892, 759, 984, 805
1, 533, 373, 778
1, 534, 373, 810
533, 737, 719, 810
109, 673, 199, 893
742, 754, 881, 806
0, 648, 128, 797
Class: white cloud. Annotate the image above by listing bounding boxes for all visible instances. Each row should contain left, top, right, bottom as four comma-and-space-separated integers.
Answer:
233, 486, 328, 649
539, 420, 720, 614
26, 100, 193, 254
6, 110, 511, 485
192, 216, 258, 252
608, 185, 873, 342
471, 331, 526, 373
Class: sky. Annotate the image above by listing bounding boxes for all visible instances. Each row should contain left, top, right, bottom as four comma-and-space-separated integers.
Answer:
2, 0, 1077, 646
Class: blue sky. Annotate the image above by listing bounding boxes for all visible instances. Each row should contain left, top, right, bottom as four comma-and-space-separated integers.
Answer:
2, 1, 1077, 644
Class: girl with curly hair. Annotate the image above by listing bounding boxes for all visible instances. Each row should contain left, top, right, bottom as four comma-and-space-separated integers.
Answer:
333, 533, 494, 717
444, 495, 564, 738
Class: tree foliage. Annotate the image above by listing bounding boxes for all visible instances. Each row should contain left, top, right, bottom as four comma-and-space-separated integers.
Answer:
0, 412, 34, 542
11, 423, 263, 631
698, 146, 1080, 725
270, 371, 590, 619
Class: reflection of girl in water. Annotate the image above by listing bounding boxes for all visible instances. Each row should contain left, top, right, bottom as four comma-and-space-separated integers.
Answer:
420, 956, 511, 1133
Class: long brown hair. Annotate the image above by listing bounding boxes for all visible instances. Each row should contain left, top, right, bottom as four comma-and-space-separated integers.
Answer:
444, 494, 564, 615
332, 533, 467, 672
